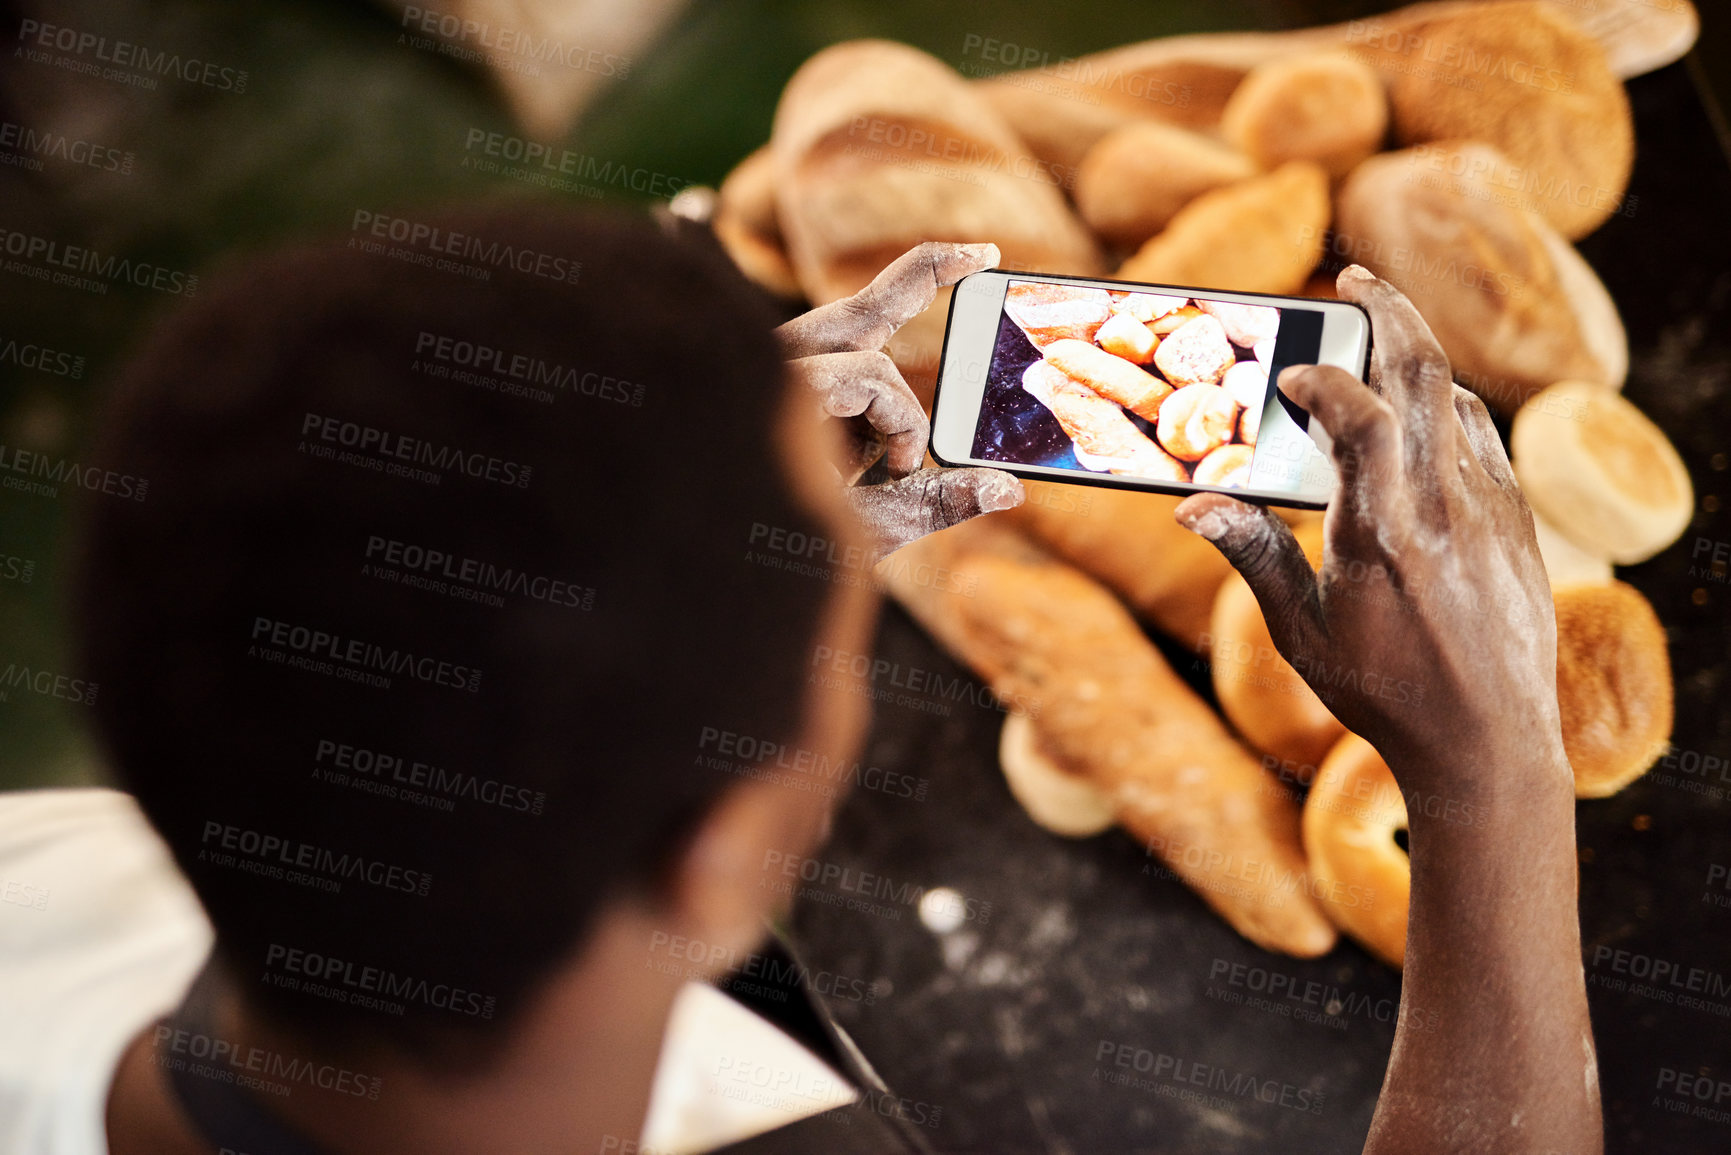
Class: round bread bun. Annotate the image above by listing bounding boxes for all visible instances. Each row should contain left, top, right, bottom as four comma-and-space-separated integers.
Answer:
1207, 521, 1346, 772
999, 713, 1117, 837
1363, 1, 1633, 240
1333, 145, 1628, 412
1532, 510, 1613, 589
1302, 733, 1409, 969
1553, 580, 1673, 798
1075, 121, 1257, 250
1220, 51, 1387, 180
1117, 161, 1330, 296
1512, 382, 1694, 564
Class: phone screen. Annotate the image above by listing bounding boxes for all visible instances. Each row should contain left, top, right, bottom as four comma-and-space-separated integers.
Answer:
966, 279, 1335, 498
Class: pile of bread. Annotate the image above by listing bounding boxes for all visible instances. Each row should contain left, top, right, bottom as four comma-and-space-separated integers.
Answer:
1008, 284, 1278, 484
707, 0, 1699, 966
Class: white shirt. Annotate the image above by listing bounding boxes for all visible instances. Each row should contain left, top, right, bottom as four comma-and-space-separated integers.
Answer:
0, 788, 213, 1155
0, 789, 849, 1154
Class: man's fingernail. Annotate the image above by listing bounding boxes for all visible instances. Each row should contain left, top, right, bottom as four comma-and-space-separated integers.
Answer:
961, 242, 1000, 265
1341, 264, 1375, 282
1277, 365, 1310, 391
978, 473, 1023, 512
1181, 507, 1232, 542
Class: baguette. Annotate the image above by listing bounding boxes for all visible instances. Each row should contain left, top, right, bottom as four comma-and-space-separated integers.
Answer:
1007, 480, 1232, 650
882, 517, 1338, 957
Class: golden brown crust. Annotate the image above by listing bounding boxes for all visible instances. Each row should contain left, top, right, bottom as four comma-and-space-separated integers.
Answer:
1075, 121, 1257, 249
772, 39, 1101, 308
1220, 51, 1388, 180
1021, 362, 1187, 481
1302, 733, 1410, 969
1351, 1, 1633, 239
1512, 382, 1693, 563
1042, 339, 1174, 420
1006, 481, 1232, 650
1553, 580, 1673, 798
1118, 162, 1329, 294
1333, 144, 1626, 411
883, 518, 1337, 957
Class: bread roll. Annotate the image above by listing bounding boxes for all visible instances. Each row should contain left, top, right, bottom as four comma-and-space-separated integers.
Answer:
1153, 315, 1236, 388
1532, 511, 1613, 589
1112, 292, 1188, 323
1157, 384, 1237, 461
713, 147, 802, 298
1043, 339, 1173, 420
1194, 443, 1255, 488
882, 517, 1337, 957
772, 40, 1102, 396
1511, 381, 1693, 564
1119, 162, 1330, 295
1350, 1, 1633, 239
1220, 51, 1387, 180
1197, 300, 1281, 348
1333, 145, 1627, 411
999, 713, 1117, 837
975, 28, 1333, 138
1302, 733, 1410, 969
1075, 122, 1257, 249
1094, 312, 1159, 363
1206, 521, 1347, 770
1008, 481, 1232, 650
1022, 361, 1188, 481
1553, 580, 1672, 798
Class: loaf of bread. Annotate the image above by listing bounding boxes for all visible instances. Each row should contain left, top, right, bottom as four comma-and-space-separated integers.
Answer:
1003, 281, 1113, 350
1333, 144, 1627, 411
1347, 1, 1633, 239
1302, 733, 1410, 969
1007, 480, 1232, 650
1511, 381, 1693, 564
1075, 122, 1257, 250
1553, 580, 1673, 798
1022, 361, 1188, 481
882, 517, 1337, 957
771, 40, 1102, 399
1119, 162, 1330, 295
1043, 338, 1173, 420
1220, 51, 1387, 180
713, 147, 802, 298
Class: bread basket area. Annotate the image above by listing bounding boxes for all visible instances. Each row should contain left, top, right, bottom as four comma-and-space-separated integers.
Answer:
696, 2, 1731, 1150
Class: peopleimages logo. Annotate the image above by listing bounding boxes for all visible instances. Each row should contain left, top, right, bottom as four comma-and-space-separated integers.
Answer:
249, 616, 483, 693
350, 210, 581, 284
198, 820, 433, 897
264, 942, 497, 1019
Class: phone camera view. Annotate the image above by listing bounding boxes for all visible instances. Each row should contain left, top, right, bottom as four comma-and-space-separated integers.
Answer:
970, 279, 1328, 495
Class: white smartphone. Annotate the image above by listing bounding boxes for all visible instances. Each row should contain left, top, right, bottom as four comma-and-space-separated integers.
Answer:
930, 270, 1372, 509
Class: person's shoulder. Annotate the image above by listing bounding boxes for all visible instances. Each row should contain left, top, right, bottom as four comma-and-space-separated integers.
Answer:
0, 787, 211, 1155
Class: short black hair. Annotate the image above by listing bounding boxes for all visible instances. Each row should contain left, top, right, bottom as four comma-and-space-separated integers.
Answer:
73, 203, 833, 1065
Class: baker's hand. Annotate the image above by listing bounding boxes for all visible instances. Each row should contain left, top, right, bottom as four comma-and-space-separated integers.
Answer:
776, 241, 1024, 560
1175, 266, 1564, 803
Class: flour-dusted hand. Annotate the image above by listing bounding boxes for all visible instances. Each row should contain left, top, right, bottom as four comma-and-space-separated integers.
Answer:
1173, 264, 1561, 799
1176, 265, 1601, 1155
777, 241, 1024, 559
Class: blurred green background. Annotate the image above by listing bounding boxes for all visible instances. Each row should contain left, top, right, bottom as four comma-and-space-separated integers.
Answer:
1, 0, 1727, 791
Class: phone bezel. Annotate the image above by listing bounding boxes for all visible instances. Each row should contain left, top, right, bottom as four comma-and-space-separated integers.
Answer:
929, 268, 1373, 510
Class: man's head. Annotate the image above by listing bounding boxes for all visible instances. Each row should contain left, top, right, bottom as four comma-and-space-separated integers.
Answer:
74, 205, 874, 1066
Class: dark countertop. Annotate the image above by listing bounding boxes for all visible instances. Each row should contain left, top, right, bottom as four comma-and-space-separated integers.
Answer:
787, 58, 1731, 1155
